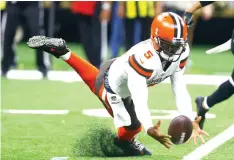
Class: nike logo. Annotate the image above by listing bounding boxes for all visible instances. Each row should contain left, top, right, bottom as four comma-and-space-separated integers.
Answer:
140, 58, 144, 64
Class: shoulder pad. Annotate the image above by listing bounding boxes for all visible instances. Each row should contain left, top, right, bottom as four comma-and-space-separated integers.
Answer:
128, 50, 156, 78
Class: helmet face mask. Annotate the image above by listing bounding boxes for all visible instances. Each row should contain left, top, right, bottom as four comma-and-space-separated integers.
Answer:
155, 37, 186, 62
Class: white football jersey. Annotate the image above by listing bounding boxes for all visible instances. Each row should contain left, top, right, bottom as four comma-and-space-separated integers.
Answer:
107, 39, 194, 131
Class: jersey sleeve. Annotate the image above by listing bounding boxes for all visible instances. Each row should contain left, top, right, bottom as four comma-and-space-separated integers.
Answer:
170, 68, 195, 121
127, 65, 153, 132
128, 50, 155, 79
171, 44, 195, 120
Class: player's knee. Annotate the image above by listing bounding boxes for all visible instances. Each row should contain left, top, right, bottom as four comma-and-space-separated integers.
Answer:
124, 121, 141, 130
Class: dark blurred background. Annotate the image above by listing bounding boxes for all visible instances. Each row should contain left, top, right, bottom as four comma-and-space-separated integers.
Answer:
1, 1, 234, 77
1, 1, 233, 44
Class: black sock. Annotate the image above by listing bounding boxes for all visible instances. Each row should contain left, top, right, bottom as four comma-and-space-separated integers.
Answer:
207, 80, 234, 108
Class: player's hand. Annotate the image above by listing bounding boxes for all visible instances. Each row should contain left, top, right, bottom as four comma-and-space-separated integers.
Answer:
187, 116, 209, 145
147, 120, 172, 149
183, 11, 193, 28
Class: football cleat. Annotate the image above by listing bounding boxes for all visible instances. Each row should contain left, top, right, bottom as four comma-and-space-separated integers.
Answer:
195, 96, 208, 129
114, 136, 152, 156
27, 36, 69, 58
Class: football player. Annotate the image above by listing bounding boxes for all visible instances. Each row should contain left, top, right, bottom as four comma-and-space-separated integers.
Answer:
184, 1, 234, 129
27, 12, 208, 156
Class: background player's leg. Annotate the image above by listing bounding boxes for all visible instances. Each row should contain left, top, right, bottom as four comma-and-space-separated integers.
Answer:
61, 52, 99, 93
196, 70, 234, 129
24, 4, 49, 77
1, 4, 20, 75
205, 70, 234, 108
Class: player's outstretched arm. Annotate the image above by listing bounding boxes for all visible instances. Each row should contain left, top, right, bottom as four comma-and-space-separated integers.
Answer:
127, 67, 172, 149
170, 70, 209, 145
184, 1, 214, 27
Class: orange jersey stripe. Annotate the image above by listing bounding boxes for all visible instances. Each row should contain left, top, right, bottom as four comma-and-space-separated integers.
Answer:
129, 55, 153, 78
98, 83, 104, 98
179, 57, 188, 69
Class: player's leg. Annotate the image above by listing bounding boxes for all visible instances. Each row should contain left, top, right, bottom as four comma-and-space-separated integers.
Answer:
196, 69, 234, 129
27, 36, 99, 93
97, 76, 151, 156
106, 95, 152, 156
231, 29, 234, 55
110, 2, 124, 58
24, 3, 49, 77
61, 52, 99, 93
1, 5, 20, 76
118, 97, 142, 141
206, 70, 234, 107
96, 63, 144, 145
96, 62, 146, 152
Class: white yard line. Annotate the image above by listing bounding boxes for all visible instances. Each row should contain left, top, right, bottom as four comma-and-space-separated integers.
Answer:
2, 69, 229, 85
183, 124, 234, 160
50, 157, 69, 160
2, 109, 69, 115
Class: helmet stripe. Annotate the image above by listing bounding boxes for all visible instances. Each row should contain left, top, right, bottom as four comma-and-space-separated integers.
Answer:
169, 12, 182, 39
178, 18, 183, 38
169, 13, 178, 38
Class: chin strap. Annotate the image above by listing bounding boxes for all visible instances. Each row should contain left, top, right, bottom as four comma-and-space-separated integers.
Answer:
159, 51, 173, 61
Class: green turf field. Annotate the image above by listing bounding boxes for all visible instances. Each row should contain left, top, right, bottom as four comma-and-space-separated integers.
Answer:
1, 43, 234, 160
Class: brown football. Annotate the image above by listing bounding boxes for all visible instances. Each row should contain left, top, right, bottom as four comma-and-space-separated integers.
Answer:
168, 115, 193, 145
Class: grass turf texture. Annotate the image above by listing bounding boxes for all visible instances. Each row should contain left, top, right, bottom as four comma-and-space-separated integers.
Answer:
1, 43, 234, 159
2, 79, 234, 160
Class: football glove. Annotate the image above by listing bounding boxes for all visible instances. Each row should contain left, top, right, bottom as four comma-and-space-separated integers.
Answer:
183, 12, 193, 28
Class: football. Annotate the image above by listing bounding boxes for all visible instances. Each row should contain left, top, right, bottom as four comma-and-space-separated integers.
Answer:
168, 115, 193, 145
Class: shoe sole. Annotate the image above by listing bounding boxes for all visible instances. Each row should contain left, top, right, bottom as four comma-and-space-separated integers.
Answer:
27, 36, 65, 49
27, 36, 47, 48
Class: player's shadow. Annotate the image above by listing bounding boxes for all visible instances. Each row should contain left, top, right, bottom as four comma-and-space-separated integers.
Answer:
73, 123, 125, 157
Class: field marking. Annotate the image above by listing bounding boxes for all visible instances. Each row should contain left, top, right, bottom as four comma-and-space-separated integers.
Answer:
2, 109, 69, 115
2, 69, 230, 85
183, 124, 234, 160
82, 109, 216, 120
50, 157, 69, 160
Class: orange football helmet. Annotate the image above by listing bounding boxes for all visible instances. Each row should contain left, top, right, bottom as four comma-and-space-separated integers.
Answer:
151, 12, 188, 62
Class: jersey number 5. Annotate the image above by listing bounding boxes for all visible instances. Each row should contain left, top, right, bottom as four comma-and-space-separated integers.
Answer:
144, 51, 153, 59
